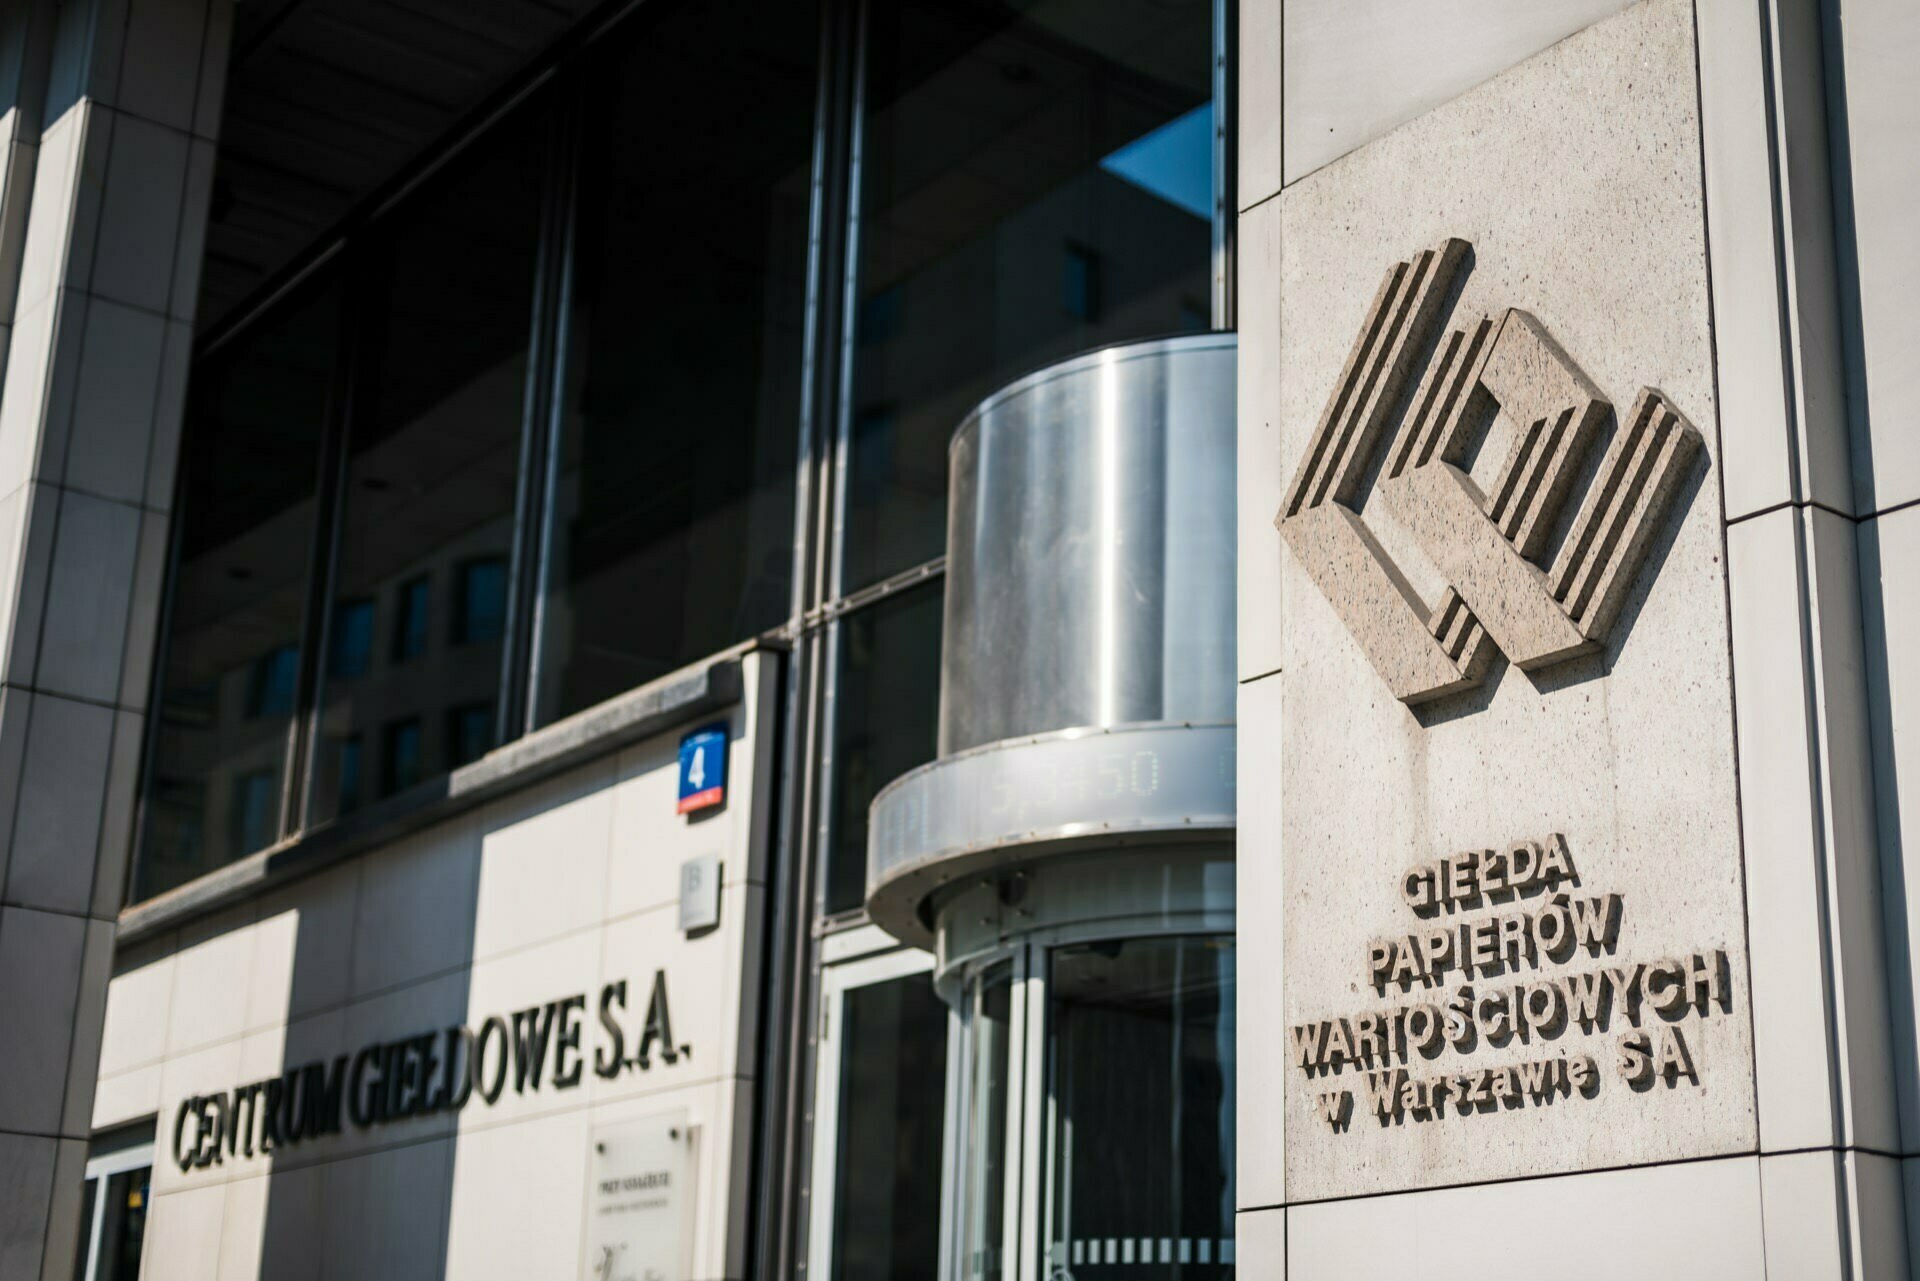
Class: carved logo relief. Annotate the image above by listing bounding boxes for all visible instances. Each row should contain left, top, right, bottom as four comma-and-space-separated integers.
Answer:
1276, 239, 1702, 705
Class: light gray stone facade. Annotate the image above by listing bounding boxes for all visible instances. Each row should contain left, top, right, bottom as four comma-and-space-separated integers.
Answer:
0, 2, 228, 1278
1239, 0, 1920, 1274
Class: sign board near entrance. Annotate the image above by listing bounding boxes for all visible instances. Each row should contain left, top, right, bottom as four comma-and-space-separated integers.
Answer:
585, 1110, 695, 1281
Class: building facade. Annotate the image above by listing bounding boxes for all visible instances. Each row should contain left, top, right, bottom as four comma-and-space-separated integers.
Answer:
0, 0, 1910, 1278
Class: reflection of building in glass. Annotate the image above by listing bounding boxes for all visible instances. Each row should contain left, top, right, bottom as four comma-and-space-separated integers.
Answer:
5, 0, 1899, 1275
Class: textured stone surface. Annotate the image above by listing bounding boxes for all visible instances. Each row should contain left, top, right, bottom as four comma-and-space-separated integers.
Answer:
1277, 248, 1703, 707
1262, 0, 1755, 1201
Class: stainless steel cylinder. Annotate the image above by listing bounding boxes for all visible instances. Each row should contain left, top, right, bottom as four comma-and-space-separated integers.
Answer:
940, 333, 1238, 754
867, 334, 1239, 946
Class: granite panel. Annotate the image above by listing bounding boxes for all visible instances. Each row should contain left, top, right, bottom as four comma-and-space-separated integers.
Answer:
1264, 0, 1754, 1200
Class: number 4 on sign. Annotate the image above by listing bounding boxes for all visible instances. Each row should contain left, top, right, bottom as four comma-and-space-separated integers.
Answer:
677, 725, 728, 815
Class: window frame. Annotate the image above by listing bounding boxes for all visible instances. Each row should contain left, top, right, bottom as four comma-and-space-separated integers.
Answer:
804, 940, 946, 1281
76, 1138, 154, 1281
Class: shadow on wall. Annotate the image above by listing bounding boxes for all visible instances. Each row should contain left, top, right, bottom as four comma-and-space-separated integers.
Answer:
1857, 518, 1916, 1154
154, 762, 645, 1278
250, 802, 486, 1281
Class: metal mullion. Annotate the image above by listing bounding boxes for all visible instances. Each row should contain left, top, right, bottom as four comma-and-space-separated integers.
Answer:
799, 553, 944, 633
523, 86, 592, 737
760, 0, 859, 1274
1019, 943, 1047, 1281
284, 251, 365, 836
1213, 0, 1236, 328
780, 627, 834, 1281
791, 0, 858, 629
938, 984, 971, 1281
823, 0, 872, 610
78, 1171, 106, 1281
811, 612, 849, 923
503, 86, 582, 743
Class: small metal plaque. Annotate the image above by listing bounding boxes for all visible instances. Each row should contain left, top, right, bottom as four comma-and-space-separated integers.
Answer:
584, 1110, 694, 1281
678, 854, 721, 934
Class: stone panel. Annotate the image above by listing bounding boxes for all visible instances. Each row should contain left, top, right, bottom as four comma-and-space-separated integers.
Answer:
1281, 0, 1634, 185
1288, 1156, 1766, 1279
1264, 0, 1755, 1201
1836, 0, 1920, 513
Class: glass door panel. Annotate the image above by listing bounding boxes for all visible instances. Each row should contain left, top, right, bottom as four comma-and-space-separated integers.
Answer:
810, 947, 950, 1281
1041, 936, 1235, 1279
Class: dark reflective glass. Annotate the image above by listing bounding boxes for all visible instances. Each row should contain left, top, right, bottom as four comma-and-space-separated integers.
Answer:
305, 106, 545, 822
845, 0, 1217, 588
135, 276, 337, 899
534, 0, 816, 724
77, 1166, 150, 1281
1045, 936, 1236, 1279
102, 1168, 150, 1281
830, 973, 949, 1281
824, 582, 943, 913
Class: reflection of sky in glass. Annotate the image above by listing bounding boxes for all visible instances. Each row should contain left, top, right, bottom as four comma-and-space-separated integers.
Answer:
1099, 103, 1213, 220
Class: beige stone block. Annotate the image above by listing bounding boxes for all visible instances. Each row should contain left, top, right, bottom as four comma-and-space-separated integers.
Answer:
1695, 0, 1795, 520
470, 757, 617, 962
166, 904, 257, 1057
243, 1162, 323, 1281
245, 859, 359, 1033
1237, 196, 1285, 681
1730, 507, 1899, 1154
1289, 1156, 1765, 1279
593, 887, 760, 1095
443, 1109, 590, 1280
1860, 504, 1920, 1148
1236, 1207, 1284, 1278
97, 945, 174, 1076
319, 1137, 453, 1281
1839, 0, 1920, 513
1270, 0, 1754, 1200
0, 1131, 58, 1279
1236, 674, 1285, 1211
456, 928, 602, 1129
1281, 0, 1635, 184
90, 1060, 160, 1129
1238, 0, 1280, 210
140, 1182, 229, 1281
150, 1035, 241, 1194
350, 814, 480, 999
605, 718, 748, 922
0, 906, 87, 1136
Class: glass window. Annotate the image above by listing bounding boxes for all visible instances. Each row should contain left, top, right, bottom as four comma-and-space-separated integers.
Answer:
92, 1166, 150, 1281
135, 273, 337, 900
453, 557, 509, 646
844, 0, 1218, 588
381, 718, 424, 798
392, 575, 431, 662
1043, 936, 1236, 1278
447, 702, 494, 769
336, 735, 364, 814
328, 599, 374, 678
827, 972, 949, 1281
824, 582, 943, 914
304, 104, 545, 825
533, 0, 817, 724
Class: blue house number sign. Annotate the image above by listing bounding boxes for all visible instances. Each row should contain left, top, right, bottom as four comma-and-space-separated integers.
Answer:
677, 725, 728, 815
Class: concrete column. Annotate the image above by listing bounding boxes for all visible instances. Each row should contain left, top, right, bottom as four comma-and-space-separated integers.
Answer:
1700, 0, 1909, 1270
0, 0, 229, 1276
0, 3, 57, 395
